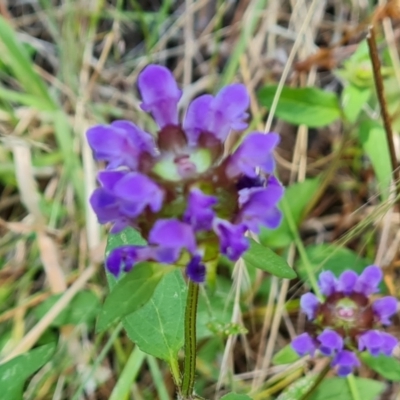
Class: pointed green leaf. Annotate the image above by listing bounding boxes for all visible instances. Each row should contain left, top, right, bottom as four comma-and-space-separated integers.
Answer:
258, 86, 341, 127
272, 344, 300, 365
243, 239, 296, 279
361, 352, 400, 381
123, 269, 186, 362
96, 263, 172, 332
0, 343, 56, 399
309, 377, 384, 400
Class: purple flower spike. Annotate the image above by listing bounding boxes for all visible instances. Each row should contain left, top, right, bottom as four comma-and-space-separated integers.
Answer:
149, 219, 197, 263
291, 333, 316, 356
380, 332, 398, 356
226, 132, 280, 179
358, 330, 382, 356
338, 270, 358, 295
186, 255, 206, 283
317, 329, 344, 356
183, 188, 217, 231
214, 220, 248, 261
318, 271, 337, 297
86, 121, 155, 170
138, 65, 182, 128
331, 350, 360, 377
114, 172, 164, 217
300, 293, 320, 320
354, 265, 382, 295
183, 84, 249, 144
106, 245, 152, 276
373, 296, 398, 325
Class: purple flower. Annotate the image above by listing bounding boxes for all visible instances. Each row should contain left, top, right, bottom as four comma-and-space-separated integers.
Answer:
186, 255, 206, 283
149, 219, 197, 263
380, 332, 398, 356
213, 220, 248, 261
354, 265, 382, 295
138, 65, 182, 128
331, 351, 360, 377
237, 176, 283, 233
337, 270, 358, 295
87, 120, 156, 170
183, 84, 249, 144
372, 296, 398, 325
357, 330, 397, 356
225, 132, 280, 179
106, 246, 153, 276
300, 293, 320, 320
183, 188, 217, 231
291, 333, 316, 356
87, 63, 283, 282
318, 271, 337, 297
317, 329, 343, 356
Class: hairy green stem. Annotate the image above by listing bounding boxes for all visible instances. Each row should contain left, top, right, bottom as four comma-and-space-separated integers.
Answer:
181, 280, 199, 398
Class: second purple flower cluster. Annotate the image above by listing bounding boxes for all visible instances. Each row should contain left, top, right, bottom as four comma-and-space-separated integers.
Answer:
87, 65, 283, 282
292, 266, 398, 376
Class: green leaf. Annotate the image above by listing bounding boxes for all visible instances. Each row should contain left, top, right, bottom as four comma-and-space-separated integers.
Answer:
33, 290, 100, 327
341, 84, 371, 123
296, 244, 371, 282
309, 377, 385, 400
123, 269, 186, 362
277, 375, 318, 400
359, 120, 392, 200
260, 178, 321, 248
243, 239, 296, 279
272, 344, 300, 365
258, 86, 341, 127
220, 393, 252, 400
97, 263, 172, 332
0, 343, 56, 399
361, 352, 400, 381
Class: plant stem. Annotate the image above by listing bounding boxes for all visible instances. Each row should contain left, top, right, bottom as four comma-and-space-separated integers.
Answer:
366, 25, 400, 196
181, 280, 199, 398
347, 374, 361, 400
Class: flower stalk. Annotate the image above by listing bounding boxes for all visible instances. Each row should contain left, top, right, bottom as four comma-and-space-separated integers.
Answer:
181, 280, 200, 399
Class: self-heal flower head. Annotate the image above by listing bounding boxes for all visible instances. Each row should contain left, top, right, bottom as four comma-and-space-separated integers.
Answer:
292, 265, 398, 377
87, 64, 283, 282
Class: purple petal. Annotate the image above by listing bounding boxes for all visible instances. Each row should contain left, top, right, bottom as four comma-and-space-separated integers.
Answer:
186, 255, 206, 283
291, 333, 316, 356
354, 265, 382, 295
114, 172, 164, 217
97, 170, 126, 190
208, 84, 250, 141
237, 177, 284, 233
149, 219, 197, 263
317, 329, 343, 356
183, 84, 249, 143
373, 296, 398, 325
213, 220, 248, 261
337, 270, 358, 295
380, 332, 398, 356
138, 65, 182, 128
300, 293, 320, 320
331, 350, 360, 377
106, 246, 152, 277
225, 132, 280, 179
358, 330, 382, 356
183, 188, 217, 231
86, 121, 155, 170
183, 95, 213, 145
318, 271, 337, 297
90, 188, 121, 224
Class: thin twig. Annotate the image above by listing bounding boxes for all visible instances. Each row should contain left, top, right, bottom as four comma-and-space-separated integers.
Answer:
366, 25, 400, 201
